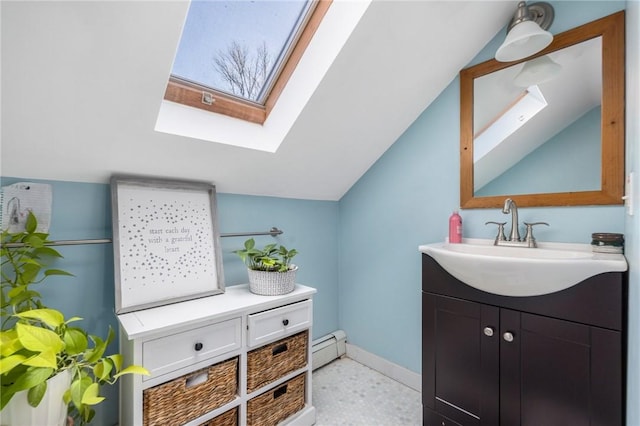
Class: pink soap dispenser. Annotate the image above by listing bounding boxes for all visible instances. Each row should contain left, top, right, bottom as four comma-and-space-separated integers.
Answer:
449, 210, 462, 243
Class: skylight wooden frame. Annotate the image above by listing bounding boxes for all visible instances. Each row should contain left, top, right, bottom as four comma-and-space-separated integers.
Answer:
164, 0, 332, 125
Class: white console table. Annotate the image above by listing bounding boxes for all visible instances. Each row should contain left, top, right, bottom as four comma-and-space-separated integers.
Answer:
117, 284, 316, 426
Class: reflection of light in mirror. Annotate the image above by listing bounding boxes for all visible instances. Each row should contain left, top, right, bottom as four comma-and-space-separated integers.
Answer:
474, 85, 547, 163
513, 55, 562, 87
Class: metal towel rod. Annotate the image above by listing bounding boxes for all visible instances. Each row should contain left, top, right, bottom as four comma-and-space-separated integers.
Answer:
1, 227, 284, 248
220, 227, 283, 238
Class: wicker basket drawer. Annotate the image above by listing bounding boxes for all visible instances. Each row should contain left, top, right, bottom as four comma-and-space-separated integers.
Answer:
143, 318, 241, 380
247, 374, 306, 426
198, 406, 238, 426
247, 300, 311, 348
247, 330, 308, 393
143, 357, 238, 426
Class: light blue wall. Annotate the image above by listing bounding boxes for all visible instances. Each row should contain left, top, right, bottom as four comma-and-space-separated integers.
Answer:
0, 177, 339, 426
338, 0, 626, 376
339, 79, 459, 372
216, 193, 340, 339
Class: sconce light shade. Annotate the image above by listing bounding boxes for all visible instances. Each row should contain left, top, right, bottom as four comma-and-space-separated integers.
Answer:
513, 55, 561, 87
495, 1, 554, 62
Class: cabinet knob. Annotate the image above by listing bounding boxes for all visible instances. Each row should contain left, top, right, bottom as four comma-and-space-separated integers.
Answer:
282, 319, 289, 326
194, 342, 203, 351
503, 332, 514, 342
483, 326, 494, 337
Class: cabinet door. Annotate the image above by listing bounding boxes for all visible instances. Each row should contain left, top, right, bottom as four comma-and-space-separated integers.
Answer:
423, 293, 499, 426
500, 310, 622, 426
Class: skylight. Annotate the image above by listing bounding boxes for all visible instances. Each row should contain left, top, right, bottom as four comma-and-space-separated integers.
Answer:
165, 0, 326, 124
155, 0, 369, 153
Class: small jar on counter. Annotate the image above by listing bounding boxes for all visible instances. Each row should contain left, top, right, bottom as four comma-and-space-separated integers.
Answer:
591, 233, 624, 254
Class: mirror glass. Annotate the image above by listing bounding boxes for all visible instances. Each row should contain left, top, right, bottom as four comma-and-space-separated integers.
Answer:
473, 38, 601, 197
460, 11, 624, 208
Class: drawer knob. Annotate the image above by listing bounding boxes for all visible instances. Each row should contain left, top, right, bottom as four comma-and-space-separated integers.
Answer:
194, 342, 204, 351
483, 326, 494, 337
503, 332, 515, 342
282, 319, 289, 326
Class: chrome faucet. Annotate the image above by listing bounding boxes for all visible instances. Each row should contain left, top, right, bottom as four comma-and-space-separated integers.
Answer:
485, 198, 549, 248
502, 198, 520, 242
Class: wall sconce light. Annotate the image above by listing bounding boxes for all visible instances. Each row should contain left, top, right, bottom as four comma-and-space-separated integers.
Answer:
495, 1, 554, 62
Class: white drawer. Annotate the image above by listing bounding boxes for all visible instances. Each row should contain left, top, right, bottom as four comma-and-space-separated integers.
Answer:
247, 300, 312, 348
142, 318, 241, 380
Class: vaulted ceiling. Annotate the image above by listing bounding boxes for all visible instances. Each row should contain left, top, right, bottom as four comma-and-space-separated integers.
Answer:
1, 1, 516, 200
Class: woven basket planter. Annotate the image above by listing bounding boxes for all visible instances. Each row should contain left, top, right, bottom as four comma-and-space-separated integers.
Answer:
247, 266, 297, 296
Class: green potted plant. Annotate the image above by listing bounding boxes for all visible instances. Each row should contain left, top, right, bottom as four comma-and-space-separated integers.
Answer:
1, 212, 148, 425
233, 238, 298, 295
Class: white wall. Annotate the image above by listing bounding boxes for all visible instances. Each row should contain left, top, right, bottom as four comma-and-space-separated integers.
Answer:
624, 2, 640, 425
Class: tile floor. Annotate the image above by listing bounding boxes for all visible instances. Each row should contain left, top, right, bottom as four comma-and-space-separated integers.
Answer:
312, 357, 422, 426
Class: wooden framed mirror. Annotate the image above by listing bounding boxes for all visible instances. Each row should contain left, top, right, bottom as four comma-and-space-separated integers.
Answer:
460, 11, 624, 209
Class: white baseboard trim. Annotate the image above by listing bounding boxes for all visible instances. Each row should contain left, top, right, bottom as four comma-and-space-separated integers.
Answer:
345, 343, 421, 392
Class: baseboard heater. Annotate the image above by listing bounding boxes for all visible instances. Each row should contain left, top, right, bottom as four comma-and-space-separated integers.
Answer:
311, 330, 347, 370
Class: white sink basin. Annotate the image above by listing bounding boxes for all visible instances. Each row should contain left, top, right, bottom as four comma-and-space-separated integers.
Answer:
419, 239, 627, 297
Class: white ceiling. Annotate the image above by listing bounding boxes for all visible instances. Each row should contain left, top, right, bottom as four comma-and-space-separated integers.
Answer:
1, 1, 515, 201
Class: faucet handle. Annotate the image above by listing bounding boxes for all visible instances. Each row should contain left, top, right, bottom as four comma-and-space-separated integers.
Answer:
485, 221, 507, 244
523, 222, 549, 247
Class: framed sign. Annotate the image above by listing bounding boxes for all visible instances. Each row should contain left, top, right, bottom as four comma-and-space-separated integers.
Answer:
111, 176, 225, 313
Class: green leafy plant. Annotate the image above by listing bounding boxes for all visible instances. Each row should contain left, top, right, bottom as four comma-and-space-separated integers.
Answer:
1, 211, 148, 424
233, 238, 298, 272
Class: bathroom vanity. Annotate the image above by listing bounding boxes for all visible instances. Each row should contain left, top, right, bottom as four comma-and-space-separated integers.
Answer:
420, 245, 627, 426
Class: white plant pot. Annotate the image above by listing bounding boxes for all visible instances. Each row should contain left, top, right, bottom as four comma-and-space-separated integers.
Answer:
2, 369, 71, 426
247, 266, 297, 296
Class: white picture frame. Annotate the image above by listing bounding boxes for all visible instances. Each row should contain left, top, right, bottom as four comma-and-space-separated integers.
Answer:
111, 176, 225, 314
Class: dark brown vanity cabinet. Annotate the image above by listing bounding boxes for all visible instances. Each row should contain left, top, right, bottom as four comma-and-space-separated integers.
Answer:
422, 254, 626, 426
